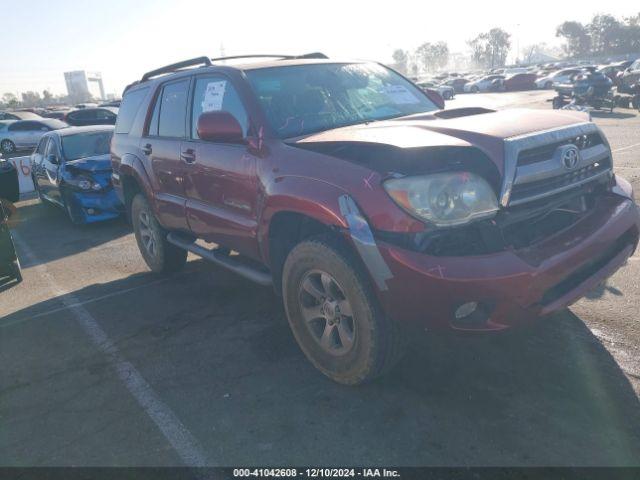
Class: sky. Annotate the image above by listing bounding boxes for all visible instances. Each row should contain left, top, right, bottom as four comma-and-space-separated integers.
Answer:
0, 0, 637, 98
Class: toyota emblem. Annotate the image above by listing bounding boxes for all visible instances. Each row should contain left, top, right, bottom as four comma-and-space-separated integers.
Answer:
562, 146, 580, 170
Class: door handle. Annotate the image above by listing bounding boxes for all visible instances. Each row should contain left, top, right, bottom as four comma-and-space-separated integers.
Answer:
142, 143, 152, 155
181, 148, 196, 163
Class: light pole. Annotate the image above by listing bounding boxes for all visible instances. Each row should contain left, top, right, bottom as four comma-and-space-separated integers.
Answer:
516, 23, 521, 65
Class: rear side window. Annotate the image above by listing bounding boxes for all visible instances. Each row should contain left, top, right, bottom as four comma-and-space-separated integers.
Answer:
153, 80, 189, 138
115, 87, 149, 134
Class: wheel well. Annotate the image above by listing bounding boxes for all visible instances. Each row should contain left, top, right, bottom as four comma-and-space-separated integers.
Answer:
121, 174, 142, 222
268, 212, 342, 294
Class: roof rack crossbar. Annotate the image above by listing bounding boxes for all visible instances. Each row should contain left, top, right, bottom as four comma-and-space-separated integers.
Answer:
141, 56, 213, 82
211, 52, 328, 63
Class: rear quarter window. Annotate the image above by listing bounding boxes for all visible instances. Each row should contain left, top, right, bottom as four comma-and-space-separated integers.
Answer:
115, 87, 149, 134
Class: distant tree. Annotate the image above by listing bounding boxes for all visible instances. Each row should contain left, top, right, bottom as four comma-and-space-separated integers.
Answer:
589, 14, 623, 55
415, 41, 449, 73
42, 90, 53, 103
391, 49, 409, 74
21, 91, 42, 107
556, 21, 591, 58
468, 28, 511, 69
521, 43, 551, 64
2, 93, 19, 108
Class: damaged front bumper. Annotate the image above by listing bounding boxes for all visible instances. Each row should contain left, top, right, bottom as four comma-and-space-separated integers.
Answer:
358, 177, 640, 332
66, 188, 123, 224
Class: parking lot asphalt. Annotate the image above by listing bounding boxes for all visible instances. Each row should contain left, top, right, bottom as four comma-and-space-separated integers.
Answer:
2, 90, 640, 467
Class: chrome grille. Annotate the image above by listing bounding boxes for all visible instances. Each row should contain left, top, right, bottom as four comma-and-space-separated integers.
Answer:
517, 132, 603, 167
501, 123, 612, 207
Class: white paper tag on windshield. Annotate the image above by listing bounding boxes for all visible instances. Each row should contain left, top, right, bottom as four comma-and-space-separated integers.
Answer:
383, 84, 419, 104
201, 81, 227, 112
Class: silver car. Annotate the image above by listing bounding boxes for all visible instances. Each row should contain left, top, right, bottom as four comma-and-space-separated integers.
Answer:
0, 119, 68, 154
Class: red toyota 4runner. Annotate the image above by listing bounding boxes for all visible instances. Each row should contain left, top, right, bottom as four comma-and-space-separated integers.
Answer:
111, 55, 640, 385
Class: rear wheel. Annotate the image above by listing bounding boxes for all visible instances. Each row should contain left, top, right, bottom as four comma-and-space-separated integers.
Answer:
1, 140, 15, 154
131, 193, 187, 273
282, 236, 405, 385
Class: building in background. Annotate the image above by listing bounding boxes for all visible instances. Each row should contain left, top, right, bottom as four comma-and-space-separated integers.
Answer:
64, 71, 105, 102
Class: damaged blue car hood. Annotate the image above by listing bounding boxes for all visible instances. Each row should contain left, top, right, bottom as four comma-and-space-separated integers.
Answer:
65, 154, 111, 173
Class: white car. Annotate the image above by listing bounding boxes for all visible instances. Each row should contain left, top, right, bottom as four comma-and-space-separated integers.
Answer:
417, 81, 455, 100
0, 119, 68, 154
535, 68, 582, 89
463, 75, 504, 93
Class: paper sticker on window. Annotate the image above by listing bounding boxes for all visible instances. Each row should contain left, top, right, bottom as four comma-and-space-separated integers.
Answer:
383, 85, 419, 104
202, 81, 227, 112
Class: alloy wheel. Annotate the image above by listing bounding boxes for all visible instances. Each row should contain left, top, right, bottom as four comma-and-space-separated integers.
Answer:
298, 270, 356, 356
1, 140, 15, 153
138, 210, 158, 258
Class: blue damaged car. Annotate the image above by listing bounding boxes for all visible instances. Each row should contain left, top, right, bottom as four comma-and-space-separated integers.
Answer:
30, 125, 123, 224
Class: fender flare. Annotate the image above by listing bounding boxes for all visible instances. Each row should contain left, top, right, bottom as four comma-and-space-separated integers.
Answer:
258, 176, 350, 263
117, 153, 155, 214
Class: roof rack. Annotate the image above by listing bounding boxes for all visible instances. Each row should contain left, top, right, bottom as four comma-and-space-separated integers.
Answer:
141, 56, 212, 82
211, 52, 328, 62
133, 52, 329, 90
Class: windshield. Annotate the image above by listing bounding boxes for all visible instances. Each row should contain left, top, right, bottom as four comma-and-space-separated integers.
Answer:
61, 131, 113, 161
245, 62, 437, 138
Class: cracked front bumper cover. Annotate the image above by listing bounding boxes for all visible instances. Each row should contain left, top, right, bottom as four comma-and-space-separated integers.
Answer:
370, 179, 640, 332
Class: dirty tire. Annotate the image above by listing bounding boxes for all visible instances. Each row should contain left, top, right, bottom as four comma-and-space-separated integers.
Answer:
131, 193, 187, 273
282, 235, 405, 385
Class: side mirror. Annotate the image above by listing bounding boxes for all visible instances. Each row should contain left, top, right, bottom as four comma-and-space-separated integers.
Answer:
197, 111, 244, 144
46, 154, 58, 164
424, 89, 445, 110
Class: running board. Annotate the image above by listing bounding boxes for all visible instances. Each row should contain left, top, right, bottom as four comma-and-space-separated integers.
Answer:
166, 233, 272, 286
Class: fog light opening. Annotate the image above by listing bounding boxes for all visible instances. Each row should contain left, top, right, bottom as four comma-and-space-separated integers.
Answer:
451, 301, 492, 329
455, 301, 478, 320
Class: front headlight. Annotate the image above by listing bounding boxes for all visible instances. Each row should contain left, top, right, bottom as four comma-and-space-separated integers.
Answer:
68, 175, 102, 191
383, 172, 499, 227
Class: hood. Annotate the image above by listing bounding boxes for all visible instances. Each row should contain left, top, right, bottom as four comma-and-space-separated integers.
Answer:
65, 153, 111, 173
291, 108, 590, 176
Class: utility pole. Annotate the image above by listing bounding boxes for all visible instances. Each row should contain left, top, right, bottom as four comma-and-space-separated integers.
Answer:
516, 23, 521, 65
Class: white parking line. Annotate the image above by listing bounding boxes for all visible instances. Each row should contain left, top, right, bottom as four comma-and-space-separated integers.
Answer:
612, 142, 640, 154
1, 277, 173, 328
11, 231, 210, 468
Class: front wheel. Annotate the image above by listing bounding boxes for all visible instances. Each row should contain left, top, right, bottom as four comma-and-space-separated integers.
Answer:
1, 139, 15, 154
282, 236, 405, 385
131, 193, 187, 273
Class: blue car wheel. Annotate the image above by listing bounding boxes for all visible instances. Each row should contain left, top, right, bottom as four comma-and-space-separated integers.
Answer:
61, 189, 83, 225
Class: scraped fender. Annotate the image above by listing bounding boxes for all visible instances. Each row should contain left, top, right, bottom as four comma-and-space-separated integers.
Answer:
259, 175, 393, 291
259, 176, 350, 260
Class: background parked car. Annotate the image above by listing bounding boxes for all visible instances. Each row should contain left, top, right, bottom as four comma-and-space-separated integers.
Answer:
41, 109, 70, 120
31, 125, 121, 224
463, 74, 504, 93
618, 58, 640, 94
535, 68, 582, 89
63, 107, 118, 126
417, 81, 455, 99
99, 100, 121, 108
503, 73, 537, 91
443, 77, 469, 93
0, 119, 68, 154
0, 111, 43, 121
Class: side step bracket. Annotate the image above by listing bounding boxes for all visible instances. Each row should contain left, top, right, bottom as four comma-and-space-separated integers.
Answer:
166, 233, 272, 286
